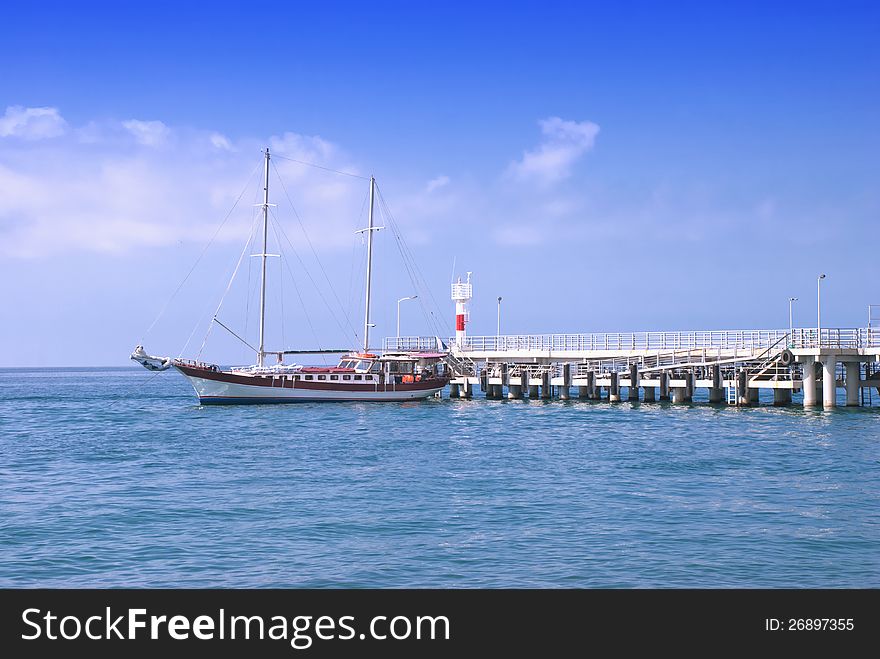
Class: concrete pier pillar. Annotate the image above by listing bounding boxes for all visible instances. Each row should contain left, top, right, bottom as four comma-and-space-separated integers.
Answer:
749, 387, 760, 404
449, 383, 460, 398
609, 371, 621, 402
685, 371, 694, 402
845, 362, 861, 406
737, 370, 750, 406
493, 384, 504, 399
460, 380, 472, 398
659, 372, 670, 401
802, 357, 817, 407
508, 384, 523, 400
578, 386, 590, 399
709, 363, 724, 403
541, 373, 551, 399
588, 371, 599, 399
528, 385, 539, 398
822, 358, 837, 409
671, 387, 687, 403
559, 386, 570, 400
628, 364, 640, 401
773, 389, 792, 406
643, 387, 656, 402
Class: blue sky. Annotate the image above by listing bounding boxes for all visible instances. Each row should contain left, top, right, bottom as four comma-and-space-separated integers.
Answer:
1, 1, 878, 366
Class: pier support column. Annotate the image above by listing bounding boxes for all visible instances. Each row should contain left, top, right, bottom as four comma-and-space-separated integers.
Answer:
642, 387, 656, 402
588, 371, 600, 399
560, 364, 571, 400
801, 357, 817, 407
492, 384, 505, 399
749, 387, 760, 404
737, 370, 750, 406
609, 372, 621, 402
671, 387, 687, 403
449, 383, 460, 398
659, 372, 670, 401
578, 386, 590, 399
709, 364, 724, 403
685, 371, 695, 402
541, 373, 551, 399
628, 364, 640, 402
773, 389, 792, 406
508, 384, 523, 400
822, 358, 837, 409
528, 384, 539, 398
461, 380, 473, 398
845, 362, 861, 406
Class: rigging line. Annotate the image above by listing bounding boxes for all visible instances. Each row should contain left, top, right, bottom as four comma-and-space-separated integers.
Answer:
214, 318, 258, 353
381, 193, 447, 336
270, 161, 361, 340
267, 215, 288, 353
271, 153, 368, 180
268, 207, 355, 351
346, 190, 370, 319
196, 216, 257, 359
273, 217, 330, 364
376, 185, 451, 338
140, 159, 262, 343
269, 163, 361, 343
243, 243, 253, 364
179, 209, 260, 359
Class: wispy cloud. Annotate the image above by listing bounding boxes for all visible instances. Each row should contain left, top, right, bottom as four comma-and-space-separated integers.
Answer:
0, 105, 67, 140
507, 117, 599, 186
209, 132, 232, 150
425, 175, 450, 193
0, 107, 371, 258
122, 119, 170, 147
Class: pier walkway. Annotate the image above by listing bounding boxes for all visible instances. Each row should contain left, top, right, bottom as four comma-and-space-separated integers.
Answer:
385, 328, 880, 408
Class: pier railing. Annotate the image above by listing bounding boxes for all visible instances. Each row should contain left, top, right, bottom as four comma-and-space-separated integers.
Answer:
385, 328, 880, 353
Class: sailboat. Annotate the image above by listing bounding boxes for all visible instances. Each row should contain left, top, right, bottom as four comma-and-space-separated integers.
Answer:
132, 148, 449, 403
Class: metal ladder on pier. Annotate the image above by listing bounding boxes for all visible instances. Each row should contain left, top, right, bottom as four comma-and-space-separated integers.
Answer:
726, 383, 737, 405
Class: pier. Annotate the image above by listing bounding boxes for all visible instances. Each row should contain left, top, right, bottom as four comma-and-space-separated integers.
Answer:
385, 328, 880, 408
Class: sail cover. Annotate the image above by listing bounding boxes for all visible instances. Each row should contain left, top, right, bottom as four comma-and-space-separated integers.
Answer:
130, 345, 172, 371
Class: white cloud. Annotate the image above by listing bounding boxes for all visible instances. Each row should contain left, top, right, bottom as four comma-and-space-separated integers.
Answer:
0, 114, 372, 258
210, 132, 232, 150
425, 175, 450, 193
507, 116, 599, 185
0, 105, 67, 140
123, 119, 170, 146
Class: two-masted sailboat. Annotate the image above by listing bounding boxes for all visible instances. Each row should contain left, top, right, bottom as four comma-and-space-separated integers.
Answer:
132, 149, 448, 403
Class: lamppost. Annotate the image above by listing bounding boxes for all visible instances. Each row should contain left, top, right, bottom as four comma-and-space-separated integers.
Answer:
788, 297, 798, 341
817, 274, 826, 346
396, 295, 418, 339
497, 296, 502, 336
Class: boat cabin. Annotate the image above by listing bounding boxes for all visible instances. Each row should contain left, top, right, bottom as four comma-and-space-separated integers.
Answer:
335, 352, 448, 383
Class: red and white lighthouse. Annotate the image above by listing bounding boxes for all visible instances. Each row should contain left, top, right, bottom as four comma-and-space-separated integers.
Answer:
451, 272, 473, 347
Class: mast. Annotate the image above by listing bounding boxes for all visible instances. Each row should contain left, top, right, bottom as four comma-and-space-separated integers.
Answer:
362, 176, 376, 353
257, 148, 270, 366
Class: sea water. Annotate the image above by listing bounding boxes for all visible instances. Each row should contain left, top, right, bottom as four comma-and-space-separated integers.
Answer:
1, 367, 878, 587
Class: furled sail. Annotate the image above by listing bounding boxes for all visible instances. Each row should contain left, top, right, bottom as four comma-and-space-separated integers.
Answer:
130, 345, 172, 371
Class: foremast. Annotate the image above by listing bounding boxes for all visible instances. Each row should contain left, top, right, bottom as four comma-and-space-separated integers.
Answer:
257, 148, 271, 367
361, 176, 378, 353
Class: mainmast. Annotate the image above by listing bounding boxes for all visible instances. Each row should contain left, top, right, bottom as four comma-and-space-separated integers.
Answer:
257, 148, 270, 367
362, 176, 376, 353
